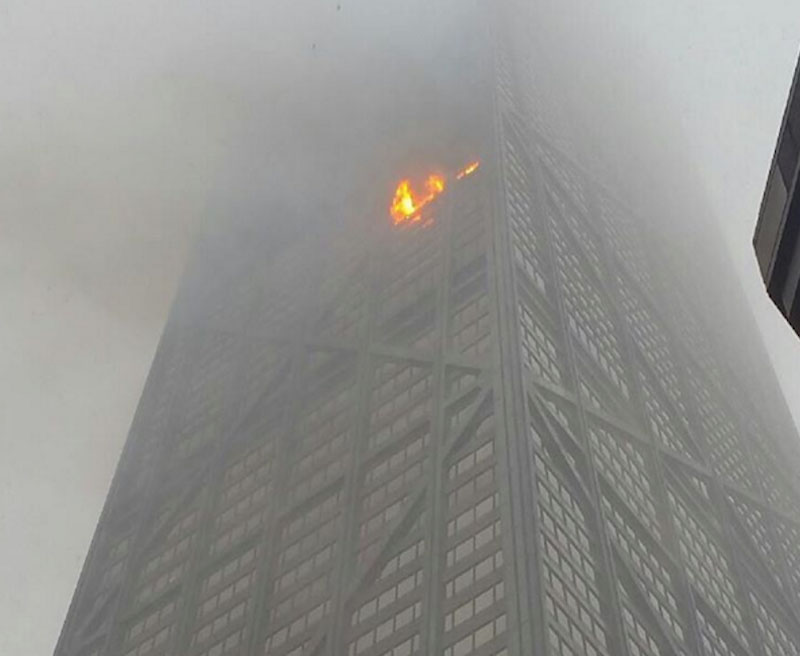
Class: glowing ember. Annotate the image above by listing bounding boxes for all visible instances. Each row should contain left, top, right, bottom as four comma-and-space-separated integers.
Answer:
390, 174, 446, 224
390, 160, 480, 225
456, 160, 480, 180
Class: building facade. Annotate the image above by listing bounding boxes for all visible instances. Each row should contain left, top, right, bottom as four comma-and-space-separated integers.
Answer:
58, 8, 800, 656
754, 52, 800, 337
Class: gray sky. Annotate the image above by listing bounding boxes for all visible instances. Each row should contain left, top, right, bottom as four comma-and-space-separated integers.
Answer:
1, 1, 799, 655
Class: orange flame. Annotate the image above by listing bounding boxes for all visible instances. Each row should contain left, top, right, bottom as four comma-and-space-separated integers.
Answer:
390, 160, 480, 225
390, 173, 446, 224
456, 160, 480, 180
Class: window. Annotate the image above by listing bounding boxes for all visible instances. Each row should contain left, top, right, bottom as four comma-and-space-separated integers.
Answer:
442, 614, 506, 656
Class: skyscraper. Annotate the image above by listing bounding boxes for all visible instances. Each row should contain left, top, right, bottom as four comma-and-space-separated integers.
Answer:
57, 5, 800, 656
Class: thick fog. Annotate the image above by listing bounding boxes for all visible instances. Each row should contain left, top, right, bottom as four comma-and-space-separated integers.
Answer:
2, 1, 799, 654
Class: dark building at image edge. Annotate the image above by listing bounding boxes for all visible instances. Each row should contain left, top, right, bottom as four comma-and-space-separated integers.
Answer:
58, 7, 800, 656
754, 51, 800, 337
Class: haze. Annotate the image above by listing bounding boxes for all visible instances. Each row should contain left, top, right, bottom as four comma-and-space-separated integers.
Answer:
2, 1, 799, 654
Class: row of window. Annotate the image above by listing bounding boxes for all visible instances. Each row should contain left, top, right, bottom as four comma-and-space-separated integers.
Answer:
696, 609, 740, 656
364, 381, 431, 558
264, 599, 331, 652
639, 378, 692, 459
364, 431, 429, 489
451, 295, 492, 359
579, 375, 621, 418
448, 463, 495, 511
282, 488, 343, 542
513, 240, 548, 299
345, 530, 426, 656
545, 179, 603, 276
293, 427, 349, 483
371, 377, 432, 427
727, 495, 780, 581
668, 490, 748, 647
210, 506, 268, 558
134, 560, 187, 606
352, 569, 424, 627
373, 363, 429, 406
672, 305, 724, 394
125, 598, 177, 646
139, 508, 199, 582
298, 382, 354, 440
505, 129, 548, 301
217, 483, 269, 530
198, 626, 244, 656
691, 380, 756, 493
776, 520, 800, 597
276, 542, 335, 593
289, 451, 348, 507
199, 570, 254, 620
602, 499, 683, 643
614, 276, 681, 405
369, 365, 433, 451
596, 196, 654, 299
506, 133, 556, 400
360, 497, 407, 544
362, 458, 426, 514
268, 475, 341, 649
447, 494, 499, 539
449, 436, 494, 482
534, 446, 608, 656
548, 621, 597, 656
445, 550, 504, 600
124, 624, 172, 656
373, 633, 420, 656
620, 597, 661, 656
192, 599, 247, 648
442, 613, 506, 656
551, 223, 629, 400
543, 565, 606, 651
278, 515, 338, 569
588, 426, 659, 538
534, 457, 591, 556
538, 144, 588, 215
378, 538, 426, 582
141, 534, 193, 580
220, 440, 274, 501
272, 571, 330, 624
444, 581, 505, 633
545, 594, 605, 656
539, 401, 572, 433
100, 532, 131, 589
495, 47, 516, 112
446, 369, 480, 400
349, 601, 423, 656
447, 396, 484, 440
447, 519, 502, 569
370, 401, 431, 453
519, 298, 562, 386
750, 591, 800, 656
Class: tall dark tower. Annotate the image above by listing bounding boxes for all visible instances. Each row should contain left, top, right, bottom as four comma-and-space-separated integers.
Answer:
57, 4, 800, 656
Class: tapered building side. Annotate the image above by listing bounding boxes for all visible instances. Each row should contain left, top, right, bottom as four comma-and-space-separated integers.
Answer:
58, 7, 800, 656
